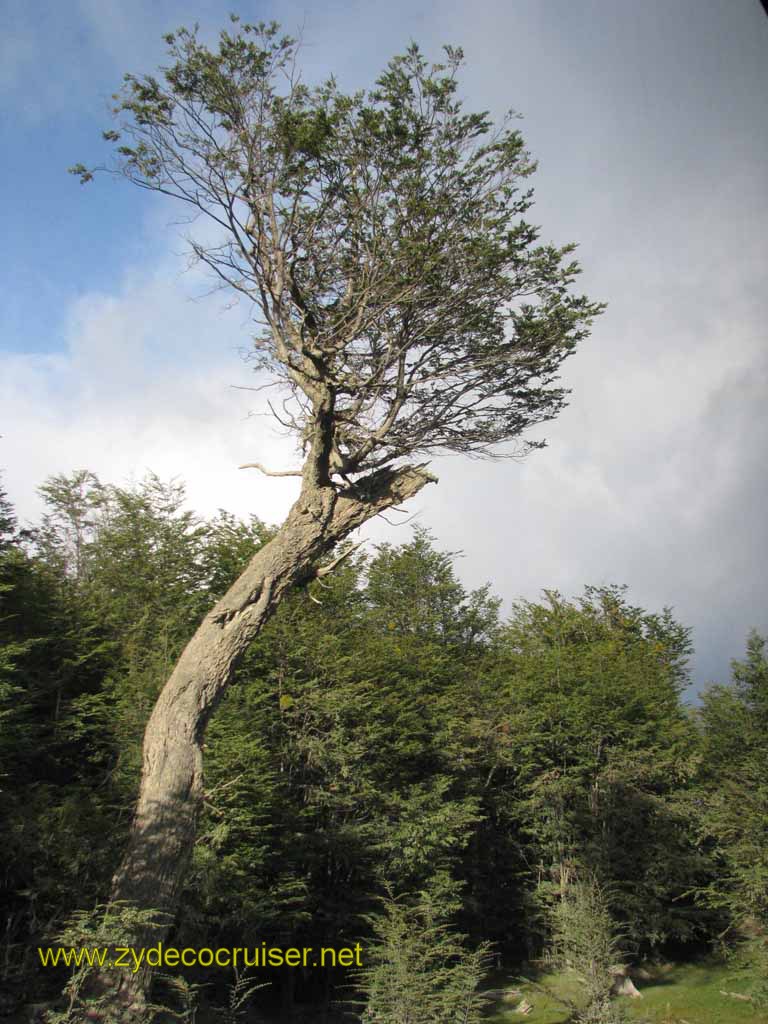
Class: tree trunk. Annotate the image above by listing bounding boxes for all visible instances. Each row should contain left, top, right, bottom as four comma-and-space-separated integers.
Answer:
84, 465, 435, 1018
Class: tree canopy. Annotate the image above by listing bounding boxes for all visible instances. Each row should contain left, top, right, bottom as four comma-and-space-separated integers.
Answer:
73, 19, 603, 483
0, 469, 765, 1017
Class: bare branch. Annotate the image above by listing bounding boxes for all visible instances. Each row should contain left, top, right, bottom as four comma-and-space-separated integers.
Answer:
238, 462, 303, 477
314, 540, 365, 579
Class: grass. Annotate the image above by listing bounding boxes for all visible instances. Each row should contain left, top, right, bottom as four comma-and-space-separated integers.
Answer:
483, 959, 768, 1024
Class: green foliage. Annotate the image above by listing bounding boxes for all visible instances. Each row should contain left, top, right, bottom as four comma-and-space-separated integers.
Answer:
46, 902, 169, 1023
364, 527, 501, 647
357, 888, 492, 1024
548, 877, 627, 1024
73, 21, 603, 474
695, 632, 768, 1005
0, 471, 269, 1001
213, 966, 268, 1024
1, 466, 759, 1015
185, 531, 492, 991
0, 477, 109, 993
33, 472, 269, 796
458, 587, 706, 956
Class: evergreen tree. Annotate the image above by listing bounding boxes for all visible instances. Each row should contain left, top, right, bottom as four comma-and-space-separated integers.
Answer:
2, 472, 271, 1003
461, 587, 706, 956
0, 477, 111, 998
184, 531, 496, 1011
357, 889, 492, 1024
1, 469, 736, 1015
697, 633, 768, 1002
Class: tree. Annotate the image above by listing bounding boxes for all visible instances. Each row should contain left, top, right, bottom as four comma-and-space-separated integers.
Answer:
71, 18, 603, 1012
696, 633, 768, 1004
357, 888, 492, 1024
187, 532, 494, 1014
459, 587, 705, 957
548, 876, 628, 1024
0, 476, 118, 1002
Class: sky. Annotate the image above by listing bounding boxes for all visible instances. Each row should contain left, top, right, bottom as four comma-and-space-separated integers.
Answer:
1, 0, 766, 696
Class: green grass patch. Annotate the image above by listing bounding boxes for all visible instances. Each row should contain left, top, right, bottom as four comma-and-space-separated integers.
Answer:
483, 959, 768, 1024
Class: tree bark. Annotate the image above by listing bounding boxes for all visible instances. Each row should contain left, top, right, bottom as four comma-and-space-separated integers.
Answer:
85, 464, 435, 1017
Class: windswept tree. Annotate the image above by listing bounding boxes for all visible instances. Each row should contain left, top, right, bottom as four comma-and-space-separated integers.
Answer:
71, 17, 603, 1013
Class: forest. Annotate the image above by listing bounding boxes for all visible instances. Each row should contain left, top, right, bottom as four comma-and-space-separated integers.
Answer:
1, 470, 766, 1022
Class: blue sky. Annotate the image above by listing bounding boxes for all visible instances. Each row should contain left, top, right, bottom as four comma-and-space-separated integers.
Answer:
2, 0, 767, 694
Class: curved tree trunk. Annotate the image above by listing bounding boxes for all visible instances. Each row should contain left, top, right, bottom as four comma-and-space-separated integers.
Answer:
85, 465, 435, 1018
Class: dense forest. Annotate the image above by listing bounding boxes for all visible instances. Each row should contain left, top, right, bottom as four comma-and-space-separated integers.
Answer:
1, 470, 766, 1021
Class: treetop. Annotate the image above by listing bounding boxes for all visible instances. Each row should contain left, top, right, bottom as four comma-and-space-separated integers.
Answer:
71, 19, 604, 485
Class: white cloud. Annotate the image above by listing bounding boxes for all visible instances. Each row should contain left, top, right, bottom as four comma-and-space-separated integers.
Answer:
1, 248, 302, 530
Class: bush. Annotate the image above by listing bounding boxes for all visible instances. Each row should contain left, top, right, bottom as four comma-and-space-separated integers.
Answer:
357, 888, 492, 1024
